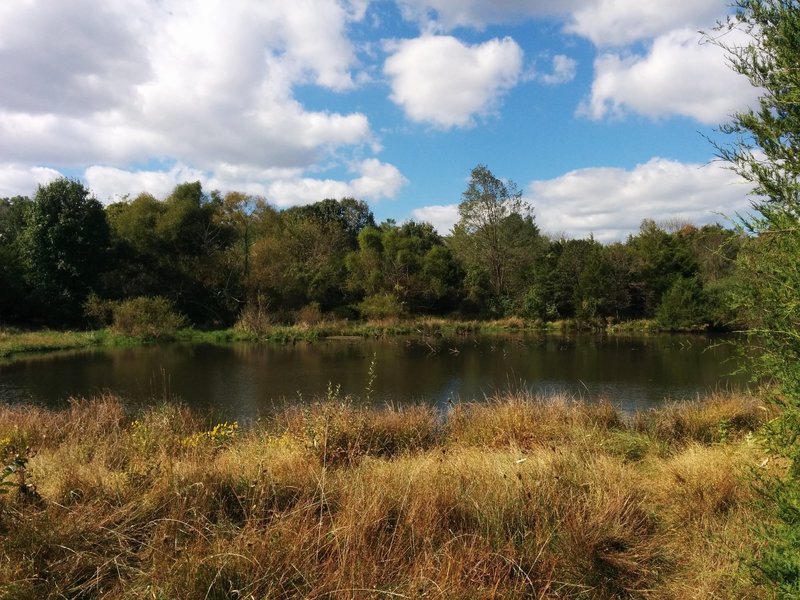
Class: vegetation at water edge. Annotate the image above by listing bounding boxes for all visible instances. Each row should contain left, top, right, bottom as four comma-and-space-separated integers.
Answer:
0, 391, 778, 599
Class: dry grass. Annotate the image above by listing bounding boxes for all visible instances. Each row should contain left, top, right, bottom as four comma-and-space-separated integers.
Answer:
0, 391, 771, 599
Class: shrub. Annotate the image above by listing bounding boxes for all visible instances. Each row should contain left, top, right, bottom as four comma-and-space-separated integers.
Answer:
295, 302, 323, 326
83, 293, 115, 328
655, 276, 709, 331
110, 296, 187, 340
357, 293, 406, 320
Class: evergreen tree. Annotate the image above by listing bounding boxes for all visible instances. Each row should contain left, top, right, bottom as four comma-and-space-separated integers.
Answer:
713, 1, 800, 593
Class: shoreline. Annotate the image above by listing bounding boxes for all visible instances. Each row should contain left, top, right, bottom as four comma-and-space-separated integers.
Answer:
0, 317, 725, 360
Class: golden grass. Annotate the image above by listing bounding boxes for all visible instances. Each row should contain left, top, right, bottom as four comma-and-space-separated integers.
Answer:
0, 391, 771, 599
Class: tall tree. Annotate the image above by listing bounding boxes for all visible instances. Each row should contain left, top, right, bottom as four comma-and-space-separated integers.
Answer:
0, 196, 33, 323
451, 165, 540, 314
105, 183, 240, 325
20, 179, 110, 324
713, 1, 800, 593
347, 220, 460, 315
248, 198, 369, 314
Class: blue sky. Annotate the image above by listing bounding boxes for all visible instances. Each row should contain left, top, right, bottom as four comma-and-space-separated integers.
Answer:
0, 0, 759, 241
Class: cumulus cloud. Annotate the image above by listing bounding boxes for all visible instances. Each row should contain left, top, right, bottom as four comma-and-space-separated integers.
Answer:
268, 159, 408, 206
0, 0, 150, 117
0, 0, 375, 178
85, 159, 407, 208
350, 159, 409, 200
411, 204, 460, 234
0, 165, 63, 198
536, 55, 578, 85
84, 164, 207, 202
395, 0, 724, 42
527, 157, 751, 242
384, 35, 523, 128
566, 0, 724, 46
395, 0, 578, 30
579, 28, 759, 124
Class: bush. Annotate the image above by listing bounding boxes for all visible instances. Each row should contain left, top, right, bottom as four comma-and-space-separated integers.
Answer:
655, 276, 709, 331
295, 302, 323, 326
357, 293, 406, 320
110, 296, 187, 340
83, 294, 115, 328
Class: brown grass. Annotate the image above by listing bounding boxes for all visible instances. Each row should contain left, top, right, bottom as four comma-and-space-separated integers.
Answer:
0, 391, 771, 599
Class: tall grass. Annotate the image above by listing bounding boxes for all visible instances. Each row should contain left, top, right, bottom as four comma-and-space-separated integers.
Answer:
0, 391, 772, 598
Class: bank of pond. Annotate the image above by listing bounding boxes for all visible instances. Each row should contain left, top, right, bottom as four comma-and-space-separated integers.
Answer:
0, 391, 776, 598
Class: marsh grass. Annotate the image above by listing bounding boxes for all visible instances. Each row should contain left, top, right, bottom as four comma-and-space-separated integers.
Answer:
0, 391, 771, 599
0, 328, 108, 358
0, 316, 664, 361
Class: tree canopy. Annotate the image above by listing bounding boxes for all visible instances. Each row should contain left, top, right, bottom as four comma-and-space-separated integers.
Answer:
20, 178, 110, 323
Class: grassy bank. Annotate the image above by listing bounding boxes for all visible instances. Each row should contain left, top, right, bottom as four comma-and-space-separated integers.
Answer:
0, 328, 113, 358
0, 391, 775, 599
0, 318, 668, 360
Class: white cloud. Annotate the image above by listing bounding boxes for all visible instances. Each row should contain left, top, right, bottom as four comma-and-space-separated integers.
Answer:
350, 159, 408, 200
85, 164, 207, 202
580, 28, 759, 124
411, 204, 460, 234
566, 0, 724, 46
0, 165, 63, 198
85, 159, 407, 207
527, 157, 751, 242
268, 159, 408, 206
384, 35, 523, 128
395, 0, 724, 42
0, 0, 151, 117
536, 55, 578, 85
0, 0, 375, 178
395, 0, 578, 30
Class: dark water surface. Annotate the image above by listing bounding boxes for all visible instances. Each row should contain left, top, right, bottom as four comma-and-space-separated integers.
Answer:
0, 334, 746, 420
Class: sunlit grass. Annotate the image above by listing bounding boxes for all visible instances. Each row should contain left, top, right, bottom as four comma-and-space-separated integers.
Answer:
0, 316, 665, 360
0, 390, 772, 598
0, 328, 106, 358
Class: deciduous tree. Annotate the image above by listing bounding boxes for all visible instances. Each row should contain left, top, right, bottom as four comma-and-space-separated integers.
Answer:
20, 179, 110, 324
451, 165, 540, 314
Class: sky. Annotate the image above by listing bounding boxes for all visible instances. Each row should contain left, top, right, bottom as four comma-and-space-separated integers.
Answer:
0, 0, 761, 242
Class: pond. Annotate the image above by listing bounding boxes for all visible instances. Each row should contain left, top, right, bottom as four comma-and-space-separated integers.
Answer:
0, 333, 747, 421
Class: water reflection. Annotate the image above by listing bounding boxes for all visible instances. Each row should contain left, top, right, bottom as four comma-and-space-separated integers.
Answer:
0, 333, 745, 420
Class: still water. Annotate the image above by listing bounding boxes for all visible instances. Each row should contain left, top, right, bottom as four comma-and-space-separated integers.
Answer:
0, 334, 746, 420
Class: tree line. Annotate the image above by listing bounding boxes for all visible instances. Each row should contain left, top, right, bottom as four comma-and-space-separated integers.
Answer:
0, 165, 744, 331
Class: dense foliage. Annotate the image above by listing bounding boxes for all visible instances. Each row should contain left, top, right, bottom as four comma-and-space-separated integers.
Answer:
713, 0, 800, 594
0, 171, 748, 330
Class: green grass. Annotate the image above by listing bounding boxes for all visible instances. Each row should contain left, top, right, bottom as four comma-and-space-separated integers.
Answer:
0, 316, 692, 360
0, 328, 108, 358
0, 390, 775, 599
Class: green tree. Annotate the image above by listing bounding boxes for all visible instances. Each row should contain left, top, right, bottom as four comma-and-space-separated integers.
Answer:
20, 179, 110, 324
248, 198, 368, 316
451, 165, 540, 315
105, 183, 240, 326
655, 276, 710, 330
105, 192, 165, 302
0, 196, 33, 323
713, 1, 800, 593
347, 220, 460, 315
284, 197, 374, 247
627, 220, 698, 317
